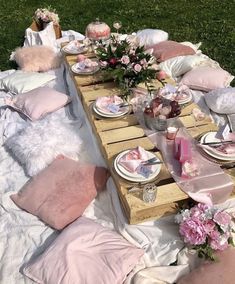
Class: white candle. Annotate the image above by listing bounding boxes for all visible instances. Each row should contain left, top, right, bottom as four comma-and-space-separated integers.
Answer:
166, 126, 178, 140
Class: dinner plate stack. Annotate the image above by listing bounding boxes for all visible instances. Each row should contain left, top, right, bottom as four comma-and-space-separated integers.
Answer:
62, 43, 88, 55
113, 150, 162, 182
200, 131, 235, 161
92, 102, 130, 118
71, 62, 100, 75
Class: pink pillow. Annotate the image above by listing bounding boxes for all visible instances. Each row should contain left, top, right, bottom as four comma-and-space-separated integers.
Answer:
14, 45, 61, 72
5, 86, 71, 121
177, 246, 235, 284
150, 40, 196, 62
23, 217, 144, 284
10, 157, 109, 230
180, 66, 234, 91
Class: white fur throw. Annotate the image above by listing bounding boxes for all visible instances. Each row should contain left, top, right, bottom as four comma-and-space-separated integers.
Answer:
14, 45, 62, 72
4, 114, 82, 176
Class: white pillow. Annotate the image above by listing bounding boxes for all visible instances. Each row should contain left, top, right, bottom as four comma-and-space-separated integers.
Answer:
159, 55, 207, 78
136, 29, 168, 47
4, 113, 82, 176
0, 70, 56, 94
180, 41, 202, 53
24, 21, 57, 49
205, 87, 235, 114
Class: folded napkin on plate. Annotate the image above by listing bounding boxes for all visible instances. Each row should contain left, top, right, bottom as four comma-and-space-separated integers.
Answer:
217, 144, 235, 154
76, 59, 98, 70
199, 143, 235, 155
118, 146, 153, 177
96, 95, 123, 113
65, 40, 84, 51
158, 83, 190, 101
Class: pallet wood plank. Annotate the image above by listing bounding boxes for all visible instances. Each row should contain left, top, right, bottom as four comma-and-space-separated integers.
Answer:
99, 125, 145, 144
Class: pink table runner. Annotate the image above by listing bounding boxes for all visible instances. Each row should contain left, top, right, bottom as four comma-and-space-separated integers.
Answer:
132, 90, 233, 205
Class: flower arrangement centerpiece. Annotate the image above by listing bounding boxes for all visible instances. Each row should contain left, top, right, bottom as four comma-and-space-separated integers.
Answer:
175, 203, 234, 261
34, 6, 60, 26
96, 36, 163, 100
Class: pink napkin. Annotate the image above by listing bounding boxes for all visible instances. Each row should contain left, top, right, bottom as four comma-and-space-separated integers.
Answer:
200, 143, 235, 155
216, 144, 235, 154
96, 95, 123, 113
76, 59, 98, 70
118, 146, 150, 173
65, 40, 84, 52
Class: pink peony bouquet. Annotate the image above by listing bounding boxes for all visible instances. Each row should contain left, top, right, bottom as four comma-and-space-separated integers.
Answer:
96, 36, 164, 100
175, 203, 234, 261
34, 6, 59, 25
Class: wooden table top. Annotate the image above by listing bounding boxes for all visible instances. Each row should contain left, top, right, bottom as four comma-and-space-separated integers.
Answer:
64, 52, 235, 224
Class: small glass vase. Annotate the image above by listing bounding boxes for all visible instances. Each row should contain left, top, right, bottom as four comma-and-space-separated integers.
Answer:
121, 88, 133, 103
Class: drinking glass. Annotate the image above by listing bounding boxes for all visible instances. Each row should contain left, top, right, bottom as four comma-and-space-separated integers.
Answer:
142, 183, 158, 203
113, 21, 122, 34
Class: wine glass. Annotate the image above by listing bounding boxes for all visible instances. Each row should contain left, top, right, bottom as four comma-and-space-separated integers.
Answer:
113, 21, 122, 34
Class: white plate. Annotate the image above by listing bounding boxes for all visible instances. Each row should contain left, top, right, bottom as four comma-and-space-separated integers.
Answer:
161, 92, 192, 105
178, 93, 192, 105
93, 103, 129, 118
200, 132, 235, 161
62, 45, 87, 55
71, 63, 100, 75
114, 150, 161, 182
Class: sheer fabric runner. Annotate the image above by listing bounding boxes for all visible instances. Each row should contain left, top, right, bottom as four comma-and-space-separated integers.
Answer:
132, 90, 233, 205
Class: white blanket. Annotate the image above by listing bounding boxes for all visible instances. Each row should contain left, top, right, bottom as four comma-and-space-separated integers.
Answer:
1, 49, 235, 284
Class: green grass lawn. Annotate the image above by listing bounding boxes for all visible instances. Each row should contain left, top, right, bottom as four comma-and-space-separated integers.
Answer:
0, 0, 234, 79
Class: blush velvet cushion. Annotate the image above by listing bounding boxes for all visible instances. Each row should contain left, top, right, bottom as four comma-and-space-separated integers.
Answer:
180, 66, 234, 91
5, 86, 71, 121
23, 217, 144, 284
149, 40, 196, 62
14, 45, 62, 72
10, 157, 110, 230
177, 246, 235, 284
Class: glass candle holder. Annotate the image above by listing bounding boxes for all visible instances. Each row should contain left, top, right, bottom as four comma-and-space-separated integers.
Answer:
142, 183, 158, 203
166, 126, 178, 140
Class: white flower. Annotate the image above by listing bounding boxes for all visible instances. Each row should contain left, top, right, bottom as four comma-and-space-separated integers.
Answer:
175, 213, 183, 224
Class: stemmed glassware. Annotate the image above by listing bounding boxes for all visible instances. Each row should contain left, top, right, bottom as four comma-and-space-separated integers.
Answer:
113, 21, 122, 34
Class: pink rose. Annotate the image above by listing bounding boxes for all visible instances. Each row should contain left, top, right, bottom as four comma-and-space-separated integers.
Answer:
77, 54, 86, 62
134, 64, 142, 73
121, 55, 130, 65
140, 58, 148, 68
179, 219, 207, 245
209, 234, 229, 251
208, 229, 220, 240
213, 211, 231, 231
100, 60, 108, 67
203, 219, 216, 234
156, 70, 167, 80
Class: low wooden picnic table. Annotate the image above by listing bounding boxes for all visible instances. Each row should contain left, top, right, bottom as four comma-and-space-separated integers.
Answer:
63, 48, 235, 224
